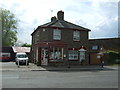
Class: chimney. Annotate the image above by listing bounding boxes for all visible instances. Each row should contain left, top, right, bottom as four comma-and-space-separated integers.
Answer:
57, 10, 64, 20
51, 16, 57, 22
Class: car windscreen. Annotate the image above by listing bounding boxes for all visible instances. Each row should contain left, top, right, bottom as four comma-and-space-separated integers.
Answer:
17, 54, 27, 58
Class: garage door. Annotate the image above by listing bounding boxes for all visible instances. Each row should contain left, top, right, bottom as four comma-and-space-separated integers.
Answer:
90, 53, 101, 64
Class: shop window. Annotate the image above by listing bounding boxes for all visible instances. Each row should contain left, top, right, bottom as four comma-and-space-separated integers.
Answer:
53, 29, 61, 40
73, 31, 80, 41
50, 48, 63, 61
68, 50, 78, 60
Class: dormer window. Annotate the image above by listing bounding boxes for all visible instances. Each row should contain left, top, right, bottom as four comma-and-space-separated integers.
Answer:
53, 29, 61, 40
73, 31, 80, 41
92, 45, 98, 50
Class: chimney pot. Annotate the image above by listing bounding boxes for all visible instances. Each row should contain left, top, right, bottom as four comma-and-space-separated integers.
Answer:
51, 16, 57, 22
57, 10, 64, 20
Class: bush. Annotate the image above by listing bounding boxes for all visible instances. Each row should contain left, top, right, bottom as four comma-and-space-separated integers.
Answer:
115, 59, 120, 64
81, 59, 86, 65
107, 51, 120, 64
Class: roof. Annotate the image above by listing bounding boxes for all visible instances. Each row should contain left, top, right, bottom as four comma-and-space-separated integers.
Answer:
31, 20, 90, 35
40, 20, 90, 31
12, 47, 30, 53
31, 10, 91, 35
88, 38, 120, 52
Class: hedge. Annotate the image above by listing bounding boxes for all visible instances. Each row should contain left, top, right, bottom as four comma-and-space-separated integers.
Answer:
107, 51, 120, 64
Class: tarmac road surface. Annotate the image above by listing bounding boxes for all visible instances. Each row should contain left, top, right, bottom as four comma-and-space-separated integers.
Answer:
2, 69, 118, 88
0, 62, 119, 88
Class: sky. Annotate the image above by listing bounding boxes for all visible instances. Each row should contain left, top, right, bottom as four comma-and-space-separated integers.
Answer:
0, 0, 119, 44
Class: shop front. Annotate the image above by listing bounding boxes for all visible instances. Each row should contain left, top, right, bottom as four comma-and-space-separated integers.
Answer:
36, 42, 67, 66
33, 42, 88, 66
39, 47, 64, 66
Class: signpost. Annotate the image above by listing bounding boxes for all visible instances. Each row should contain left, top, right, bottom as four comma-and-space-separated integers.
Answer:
97, 47, 105, 68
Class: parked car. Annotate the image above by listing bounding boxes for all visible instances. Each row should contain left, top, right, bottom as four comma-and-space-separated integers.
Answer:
0, 53, 11, 62
15, 53, 29, 65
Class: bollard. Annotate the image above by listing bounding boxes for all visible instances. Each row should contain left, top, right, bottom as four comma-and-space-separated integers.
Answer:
26, 60, 27, 66
18, 60, 19, 68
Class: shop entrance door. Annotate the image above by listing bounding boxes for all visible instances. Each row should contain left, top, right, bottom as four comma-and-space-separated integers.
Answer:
41, 48, 48, 65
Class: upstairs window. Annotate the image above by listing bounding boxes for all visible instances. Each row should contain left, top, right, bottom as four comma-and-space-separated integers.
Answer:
53, 29, 61, 40
73, 31, 80, 41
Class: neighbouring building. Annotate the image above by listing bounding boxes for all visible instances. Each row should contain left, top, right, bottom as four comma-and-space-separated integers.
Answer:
31, 10, 120, 66
1, 47, 30, 62
88, 38, 120, 64
1, 47, 15, 62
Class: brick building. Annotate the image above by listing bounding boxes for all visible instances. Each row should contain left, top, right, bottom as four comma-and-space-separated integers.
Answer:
88, 38, 120, 64
31, 10, 91, 66
31, 10, 120, 66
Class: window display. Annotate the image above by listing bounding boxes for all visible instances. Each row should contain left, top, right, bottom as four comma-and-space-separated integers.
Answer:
50, 48, 63, 61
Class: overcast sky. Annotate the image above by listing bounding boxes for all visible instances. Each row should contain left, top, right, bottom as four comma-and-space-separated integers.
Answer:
0, 0, 119, 44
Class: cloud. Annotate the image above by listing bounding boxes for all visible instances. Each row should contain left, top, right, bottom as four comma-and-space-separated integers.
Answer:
90, 16, 118, 38
0, 0, 118, 44
89, 2, 118, 38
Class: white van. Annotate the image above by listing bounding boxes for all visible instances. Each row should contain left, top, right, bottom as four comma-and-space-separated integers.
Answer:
15, 53, 29, 65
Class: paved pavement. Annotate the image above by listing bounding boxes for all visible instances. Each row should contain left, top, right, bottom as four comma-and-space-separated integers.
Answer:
0, 62, 119, 71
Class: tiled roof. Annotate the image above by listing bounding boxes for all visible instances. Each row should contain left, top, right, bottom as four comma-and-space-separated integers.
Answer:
31, 11, 91, 35
12, 47, 30, 53
89, 38, 120, 52
40, 20, 90, 31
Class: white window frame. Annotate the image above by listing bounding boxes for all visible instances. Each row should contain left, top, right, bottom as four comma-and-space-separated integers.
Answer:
73, 31, 80, 41
69, 50, 78, 60
53, 29, 61, 40
92, 45, 98, 50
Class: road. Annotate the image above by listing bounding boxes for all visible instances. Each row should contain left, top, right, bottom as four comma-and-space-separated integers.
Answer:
2, 69, 118, 88
0, 62, 119, 88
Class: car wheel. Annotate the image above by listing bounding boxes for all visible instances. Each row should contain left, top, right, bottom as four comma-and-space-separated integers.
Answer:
27, 63, 29, 66
15, 62, 18, 65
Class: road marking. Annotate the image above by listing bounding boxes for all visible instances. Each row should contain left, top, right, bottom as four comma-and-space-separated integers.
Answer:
76, 74, 118, 78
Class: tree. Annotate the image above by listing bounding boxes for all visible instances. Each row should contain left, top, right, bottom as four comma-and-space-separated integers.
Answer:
0, 8, 18, 46
14, 40, 24, 46
21, 43, 31, 47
